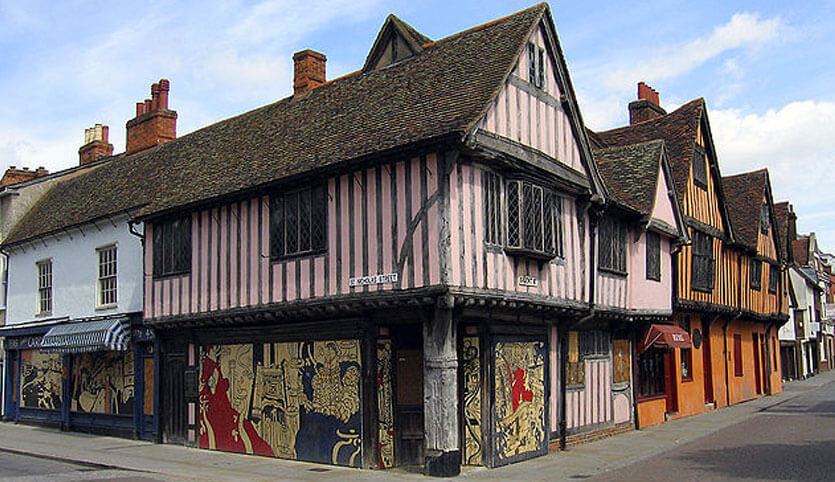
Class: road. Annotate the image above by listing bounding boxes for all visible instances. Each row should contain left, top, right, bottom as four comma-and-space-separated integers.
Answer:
593, 378, 835, 481
0, 451, 165, 481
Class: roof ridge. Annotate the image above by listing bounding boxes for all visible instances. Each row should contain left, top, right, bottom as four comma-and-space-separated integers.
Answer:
421, 3, 546, 48
595, 97, 703, 137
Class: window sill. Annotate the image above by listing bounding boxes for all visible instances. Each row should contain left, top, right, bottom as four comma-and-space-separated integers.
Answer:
153, 271, 190, 281
95, 304, 118, 311
646, 276, 661, 282
682, 377, 694, 383
637, 394, 667, 403
271, 249, 327, 263
692, 286, 713, 294
35, 311, 52, 318
503, 247, 557, 262
599, 267, 628, 278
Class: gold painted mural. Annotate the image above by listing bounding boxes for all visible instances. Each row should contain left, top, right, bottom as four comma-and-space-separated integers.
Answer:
493, 340, 546, 465
566, 331, 585, 387
462, 336, 482, 465
19, 350, 63, 409
376, 340, 394, 468
71, 349, 135, 414
199, 339, 362, 466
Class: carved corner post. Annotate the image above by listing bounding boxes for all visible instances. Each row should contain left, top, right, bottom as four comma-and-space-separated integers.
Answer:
423, 295, 460, 476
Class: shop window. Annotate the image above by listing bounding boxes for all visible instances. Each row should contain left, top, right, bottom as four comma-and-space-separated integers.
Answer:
270, 185, 327, 259
681, 348, 693, 382
646, 231, 661, 281
506, 180, 562, 258
97, 245, 117, 307
637, 347, 666, 399
152, 215, 191, 277
599, 215, 627, 274
36, 259, 53, 314
691, 230, 714, 291
733, 334, 743, 377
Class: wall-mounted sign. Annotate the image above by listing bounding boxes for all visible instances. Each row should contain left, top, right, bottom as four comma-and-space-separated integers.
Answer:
518, 275, 538, 287
692, 329, 702, 349
349, 272, 398, 287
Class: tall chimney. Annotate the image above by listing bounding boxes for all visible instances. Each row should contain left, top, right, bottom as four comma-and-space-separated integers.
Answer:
629, 82, 666, 125
293, 50, 326, 95
78, 123, 114, 165
126, 78, 177, 155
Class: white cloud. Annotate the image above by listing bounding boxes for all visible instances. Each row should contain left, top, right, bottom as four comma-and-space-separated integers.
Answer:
712, 100, 835, 252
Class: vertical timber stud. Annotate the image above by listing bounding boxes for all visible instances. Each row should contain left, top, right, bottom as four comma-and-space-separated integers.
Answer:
363, 321, 379, 468
424, 295, 460, 476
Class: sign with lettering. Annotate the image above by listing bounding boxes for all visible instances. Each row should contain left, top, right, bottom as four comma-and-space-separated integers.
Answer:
518, 275, 539, 287
349, 272, 398, 287
671, 333, 686, 343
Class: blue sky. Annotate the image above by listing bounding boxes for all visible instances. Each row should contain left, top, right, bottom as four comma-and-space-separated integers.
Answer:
1, 0, 833, 253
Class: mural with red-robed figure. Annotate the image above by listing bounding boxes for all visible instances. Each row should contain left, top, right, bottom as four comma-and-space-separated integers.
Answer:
198, 340, 362, 466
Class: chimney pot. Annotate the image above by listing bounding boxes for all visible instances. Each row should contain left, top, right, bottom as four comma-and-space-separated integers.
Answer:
136, 102, 145, 117
151, 83, 160, 110
144, 99, 152, 112
79, 123, 114, 165
629, 82, 666, 125
158, 78, 170, 109
293, 49, 327, 95
126, 79, 177, 155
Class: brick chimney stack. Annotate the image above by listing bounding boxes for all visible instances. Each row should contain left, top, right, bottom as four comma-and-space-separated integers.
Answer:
78, 123, 114, 165
629, 82, 667, 125
1, 166, 49, 187
293, 50, 326, 95
126, 79, 177, 155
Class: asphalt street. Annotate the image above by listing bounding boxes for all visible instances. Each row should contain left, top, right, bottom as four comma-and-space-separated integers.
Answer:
0, 451, 163, 482
592, 378, 835, 481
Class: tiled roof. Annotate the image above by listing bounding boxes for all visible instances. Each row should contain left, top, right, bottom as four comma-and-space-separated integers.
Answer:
592, 140, 664, 216
773, 201, 791, 261
595, 99, 704, 209
5, 4, 548, 246
793, 237, 810, 266
722, 169, 768, 252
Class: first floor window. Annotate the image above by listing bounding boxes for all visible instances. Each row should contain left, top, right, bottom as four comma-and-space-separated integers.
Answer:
599, 215, 627, 273
733, 334, 743, 377
637, 348, 666, 398
153, 215, 191, 277
484, 171, 502, 246
37, 259, 52, 314
506, 180, 562, 257
270, 185, 327, 259
750, 258, 762, 291
580, 330, 610, 358
768, 263, 779, 294
691, 230, 715, 291
97, 245, 117, 306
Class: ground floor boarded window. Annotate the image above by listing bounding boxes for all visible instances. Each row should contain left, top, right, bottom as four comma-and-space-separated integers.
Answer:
19, 350, 63, 410
71, 349, 135, 415
198, 340, 362, 466
637, 348, 666, 399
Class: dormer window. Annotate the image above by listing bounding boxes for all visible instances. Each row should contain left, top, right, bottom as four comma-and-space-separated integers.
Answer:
527, 43, 545, 89
693, 144, 708, 189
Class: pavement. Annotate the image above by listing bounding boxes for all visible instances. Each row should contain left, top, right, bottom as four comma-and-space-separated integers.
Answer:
1, 370, 833, 481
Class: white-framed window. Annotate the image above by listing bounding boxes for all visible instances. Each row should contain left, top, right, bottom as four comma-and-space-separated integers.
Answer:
37, 259, 53, 314
97, 245, 117, 307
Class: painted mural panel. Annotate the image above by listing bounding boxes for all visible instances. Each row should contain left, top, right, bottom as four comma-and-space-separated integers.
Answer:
198, 340, 362, 467
71, 349, 135, 415
462, 336, 482, 465
376, 340, 394, 468
19, 350, 63, 410
613, 339, 631, 384
493, 339, 546, 465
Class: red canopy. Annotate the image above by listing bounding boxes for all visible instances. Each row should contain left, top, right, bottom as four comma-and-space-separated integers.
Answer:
638, 324, 692, 354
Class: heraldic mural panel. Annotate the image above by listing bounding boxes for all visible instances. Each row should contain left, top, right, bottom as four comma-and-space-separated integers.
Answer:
198, 339, 362, 467
19, 350, 63, 410
492, 339, 546, 466
71, 349, 135, 415
376, 340, 394, 468
462, 336, 482, 465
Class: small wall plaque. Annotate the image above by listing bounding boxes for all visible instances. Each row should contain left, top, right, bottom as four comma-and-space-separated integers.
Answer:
518, 275, 539, 287
349, 272, 398, 287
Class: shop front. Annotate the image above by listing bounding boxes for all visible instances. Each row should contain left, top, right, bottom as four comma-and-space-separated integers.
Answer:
634, 323, 692, 428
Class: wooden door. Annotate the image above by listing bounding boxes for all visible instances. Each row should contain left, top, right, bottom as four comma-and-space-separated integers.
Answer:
395, 349, 424, 466
752, 334, 762, 395
162, 353, 186, 444
664, 351, 678, 413
702, 321, 714, 403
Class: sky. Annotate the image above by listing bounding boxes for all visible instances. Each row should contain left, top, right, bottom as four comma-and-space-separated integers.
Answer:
1, 0, 833, 253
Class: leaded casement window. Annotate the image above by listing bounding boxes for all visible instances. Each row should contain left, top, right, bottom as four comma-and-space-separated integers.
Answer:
768, 263, 779, 294
152, 215, 192, 277
270, 185, 327, 259
692, 144, 708, 188
506, 180, 562, 258
580, 330, 610, 358
484, 171, 502, 246
97, 245, 117, 307
598, 216, 627, 274
691, 230, 715, 291
637, 347, 666, 399
760, 203, 770, 234
37, 259, 52, 314
646, 231, 661, 281
750, 258, 762, 291
527, 42, 545, 89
